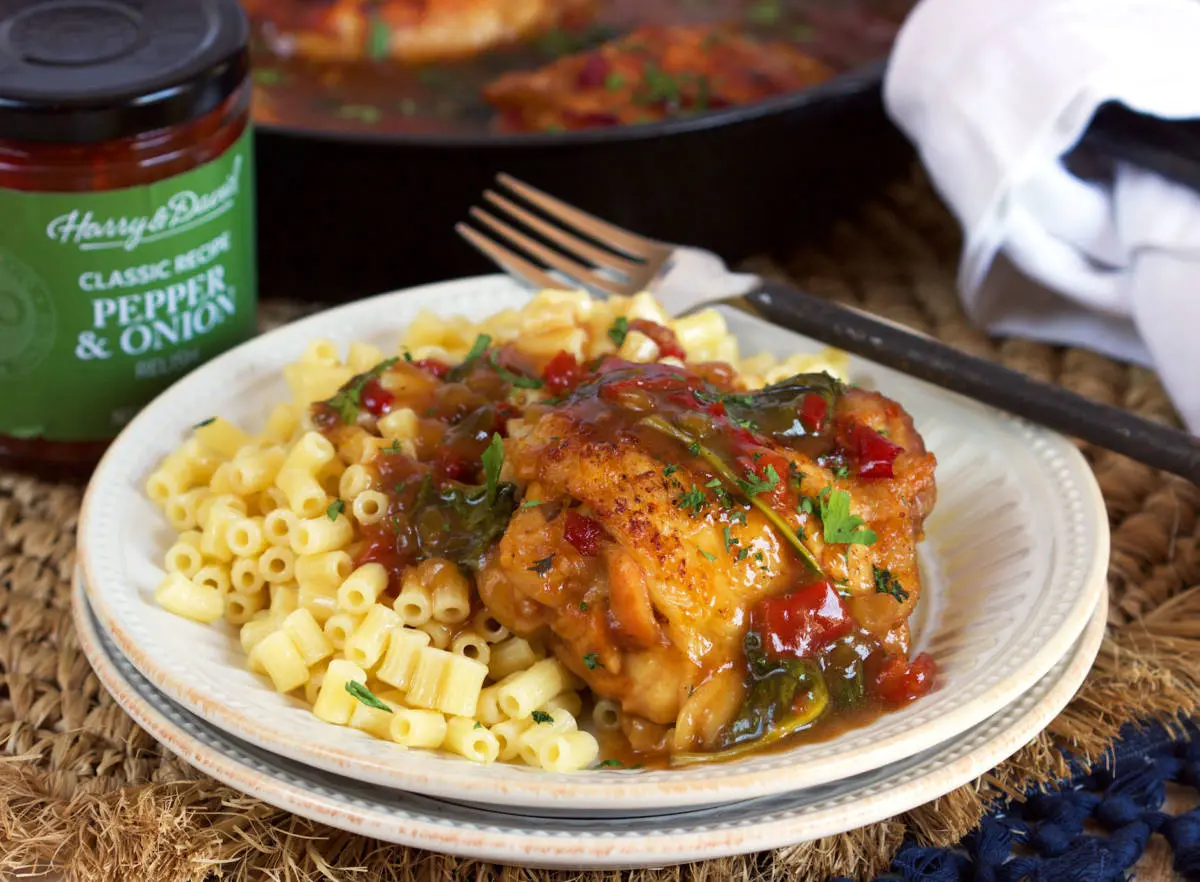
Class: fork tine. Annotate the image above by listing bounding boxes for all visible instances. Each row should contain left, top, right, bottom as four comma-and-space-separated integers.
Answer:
468, 207, 633, 297
496, 173, 673, 263
455, 223, 564, 291
483, 190, 645, 278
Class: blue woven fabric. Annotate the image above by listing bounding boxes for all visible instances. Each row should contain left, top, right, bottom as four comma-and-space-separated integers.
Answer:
832, 720, 1200, 881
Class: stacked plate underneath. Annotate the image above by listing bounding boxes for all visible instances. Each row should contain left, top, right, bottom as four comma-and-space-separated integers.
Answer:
74, 277, 1111, 870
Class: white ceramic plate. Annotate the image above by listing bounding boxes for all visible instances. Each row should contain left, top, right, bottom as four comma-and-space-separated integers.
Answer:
77, 275, 1110, 810
74, 573, 1108, 869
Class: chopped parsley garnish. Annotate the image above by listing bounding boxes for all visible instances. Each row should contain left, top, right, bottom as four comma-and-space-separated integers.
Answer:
529, 554, 555, 577
705, 478, 722, 489
746, 0, 782, 25
327, 499, 345, 521
521, 499, 543, 510
699, 549, 718, 562
754, 551, 765, 563
474, 721, 484, 729
383, 439, 403, 454
336, 104, 382, 125
579, 601, 589, 611
723, 526, 738, 553
193, 417, 216, 429
608, 316, 629, 347
676, 485, 707, 515
531, 710, 554, 724
481, 433, 505, 504
596, 758, 624, 768
873, 566, 909, 602
798, 496, 816, 515
462, 333, 491, 364
737, 464, 780, 497
583, 652, 603, 670
402, 350, 413, 362
366, 16, 391, 60
344, 681, 391, 713
663, 463, 679, 477
730, 510, 748, 526
489, 351, 543, 388
322, 357, 398, 424
604, 71, 625, 91
687, 441, 701, 456
833, 465, 851, 479
818, 487, 877, 545
737, 548, 750, 561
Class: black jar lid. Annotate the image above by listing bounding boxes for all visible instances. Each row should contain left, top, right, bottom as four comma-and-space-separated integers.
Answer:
0, 0, 248, 144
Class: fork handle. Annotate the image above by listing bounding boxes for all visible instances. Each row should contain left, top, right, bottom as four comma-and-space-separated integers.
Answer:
745, 281, 1200, 484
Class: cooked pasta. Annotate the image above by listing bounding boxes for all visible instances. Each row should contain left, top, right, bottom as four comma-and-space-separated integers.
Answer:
389, 706, 447, 748
226, 590, 266, 624
375, 627, 432, 692
154, 573, 223, 623
337, 563, 388, 614
443, 716, 500, 764
147, 287, 871, 772
164, 540, 204, 578
343, 603, 400, 669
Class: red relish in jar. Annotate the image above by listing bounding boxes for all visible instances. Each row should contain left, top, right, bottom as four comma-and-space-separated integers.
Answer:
0, 0, 257, 477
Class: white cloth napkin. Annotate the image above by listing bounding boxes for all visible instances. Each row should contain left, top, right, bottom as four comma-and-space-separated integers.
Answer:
883, 0, 1200, 432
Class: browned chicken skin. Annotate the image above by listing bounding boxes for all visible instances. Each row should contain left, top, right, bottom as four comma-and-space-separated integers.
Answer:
242, 0, 597, 64
478, 364, 935, 750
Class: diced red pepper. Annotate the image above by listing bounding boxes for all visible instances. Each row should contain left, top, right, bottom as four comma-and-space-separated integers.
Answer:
848, 424, 902, 479
575, 53, 611, 88
434, 451, 475, 484
628, 319, 687, 360
800, 394, 827, 432
870, 652, 936, 705
492, 401, 520, 437
705, 400, 727, 418
543, 350, 583, 395
752, 581, 853, 661
360, 379, 394, 417
413, 358, 450, 379
564, 510, 606, 556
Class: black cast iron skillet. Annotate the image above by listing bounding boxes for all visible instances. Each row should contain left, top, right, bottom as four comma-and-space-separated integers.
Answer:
253, 61, 912, 301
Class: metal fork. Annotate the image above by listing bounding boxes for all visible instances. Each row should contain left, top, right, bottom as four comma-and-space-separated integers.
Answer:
457, 174, 1200, 484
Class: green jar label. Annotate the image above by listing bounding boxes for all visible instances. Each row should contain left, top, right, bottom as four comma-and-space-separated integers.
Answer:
0, 128, 257, 442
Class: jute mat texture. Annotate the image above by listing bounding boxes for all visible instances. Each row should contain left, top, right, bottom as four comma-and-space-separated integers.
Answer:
1, 170, 1197, 881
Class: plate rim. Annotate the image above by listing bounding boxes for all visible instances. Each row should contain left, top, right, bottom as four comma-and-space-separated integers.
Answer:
76, 273, 1111, 809
71, 573, 1109, 869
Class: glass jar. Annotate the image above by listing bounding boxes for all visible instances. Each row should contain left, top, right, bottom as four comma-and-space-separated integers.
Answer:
0, 0, 258, 478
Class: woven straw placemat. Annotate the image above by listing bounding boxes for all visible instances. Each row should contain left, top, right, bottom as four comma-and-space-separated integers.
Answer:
1, 170, 1197, 882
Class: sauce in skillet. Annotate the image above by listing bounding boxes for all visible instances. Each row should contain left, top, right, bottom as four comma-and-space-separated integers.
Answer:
246, 0, 911, 137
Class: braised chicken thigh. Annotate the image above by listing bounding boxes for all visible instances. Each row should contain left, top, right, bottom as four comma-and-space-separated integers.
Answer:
478, 358, 936, 756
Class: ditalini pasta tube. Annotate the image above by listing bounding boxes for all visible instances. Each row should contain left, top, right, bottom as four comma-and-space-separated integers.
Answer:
443, 717, 500, 764
497, 658, 572, 720
405, 647, 488, 718
312, 659, 367, 726
375, 627, 432, 692
389, 707, 447, 748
